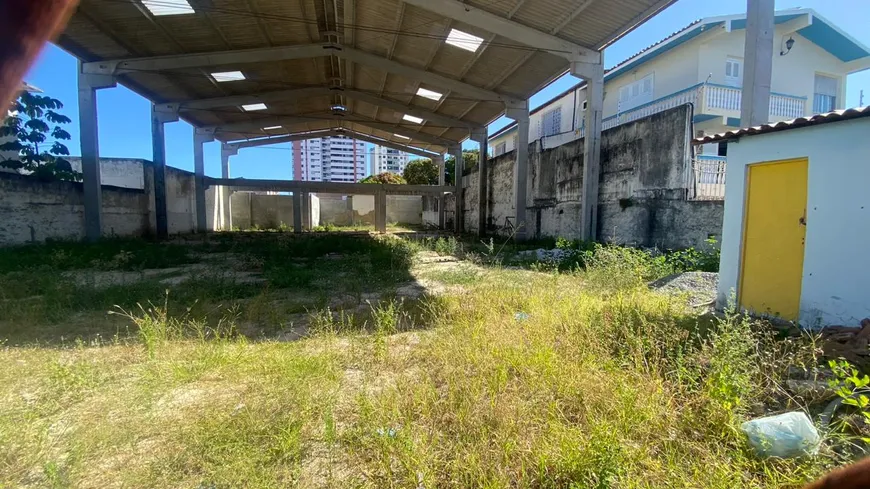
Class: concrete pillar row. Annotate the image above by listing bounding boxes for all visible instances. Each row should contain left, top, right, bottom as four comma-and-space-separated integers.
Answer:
193, 129, 214, 233
151, 104, 179, 239
76, 62, 116, 242
471, 128, 488, 238
451, 145, 464, 234
505, 101, 530, 241
571, 58, 605, 241
219, 143, 238, 231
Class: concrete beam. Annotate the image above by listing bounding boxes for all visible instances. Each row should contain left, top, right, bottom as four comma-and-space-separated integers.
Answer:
740, 0, 774, 127
401, 0, 599, 64
208, 116, 457, 149
77, 62, 116, 242
332, 129, 440, 159
505, 101, 530, 241
180, 87, 480, 130
204, 177, 454, 196
83, 44, 330, 75
230, 130, 335, 149
452, 145, 464, 233
471, 127, 488, 237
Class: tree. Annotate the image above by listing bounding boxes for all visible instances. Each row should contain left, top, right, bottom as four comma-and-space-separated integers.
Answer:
0, 91, 77, 181
361, 172, 407, 184
403, 158, 438, 185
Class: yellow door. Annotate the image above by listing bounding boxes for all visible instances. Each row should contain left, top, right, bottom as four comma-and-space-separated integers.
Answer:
739, 158, 808, 320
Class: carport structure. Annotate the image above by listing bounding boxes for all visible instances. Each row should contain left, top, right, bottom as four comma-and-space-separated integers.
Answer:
62, 0, 673, 240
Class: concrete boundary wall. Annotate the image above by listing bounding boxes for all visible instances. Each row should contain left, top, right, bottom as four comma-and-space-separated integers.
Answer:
461, 105, 723, 249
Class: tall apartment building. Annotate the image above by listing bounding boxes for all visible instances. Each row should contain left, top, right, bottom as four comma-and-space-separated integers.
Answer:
369, 145, 410, 176
291, 136, 366, 183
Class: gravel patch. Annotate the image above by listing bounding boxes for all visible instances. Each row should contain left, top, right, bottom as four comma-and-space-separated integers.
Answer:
650, 272, 718, 306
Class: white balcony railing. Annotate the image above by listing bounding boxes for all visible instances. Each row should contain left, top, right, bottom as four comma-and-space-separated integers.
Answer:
545, 84, 806, 150
689, 155, 726, 200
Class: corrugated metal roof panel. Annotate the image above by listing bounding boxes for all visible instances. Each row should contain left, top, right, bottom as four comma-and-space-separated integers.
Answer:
693, 106, 870, 144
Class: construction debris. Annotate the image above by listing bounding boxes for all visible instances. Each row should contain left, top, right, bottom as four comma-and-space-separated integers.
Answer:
820, 319, 870, 370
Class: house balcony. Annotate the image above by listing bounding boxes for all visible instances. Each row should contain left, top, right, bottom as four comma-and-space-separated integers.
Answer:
543, 83, 807, 150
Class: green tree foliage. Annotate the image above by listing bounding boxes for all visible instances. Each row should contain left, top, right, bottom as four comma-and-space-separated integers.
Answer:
361, 172, 407, 185
403, 158, 438, 185
0, 91, 78, 182
445, 149, 479, 178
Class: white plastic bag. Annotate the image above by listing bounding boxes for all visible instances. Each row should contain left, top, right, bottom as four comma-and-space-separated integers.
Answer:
741, 411, 820, 458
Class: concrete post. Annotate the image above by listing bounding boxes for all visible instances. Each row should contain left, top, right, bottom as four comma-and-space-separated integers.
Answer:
375, 190, 387, 233
741, 0, 774, 127
435, 154, 446, 229
452, 145, 464, 234
151, 104, 179, 239
572, 59, 604, 241
77, 62, 115, 242
301, 190, 311, 230
505, 102, 530, 241
292, 191, 303, 233
346, 195, 355, 225
471, 128, 488, 237
220, 143, 238, 231
193, 129, 214, 233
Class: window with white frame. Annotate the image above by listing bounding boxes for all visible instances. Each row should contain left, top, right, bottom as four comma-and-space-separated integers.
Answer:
813, 74, 839, 113
725, 58, 742, 87
541, 107, 562, 137
495, 142, 506, 155
617, 73, 654, 112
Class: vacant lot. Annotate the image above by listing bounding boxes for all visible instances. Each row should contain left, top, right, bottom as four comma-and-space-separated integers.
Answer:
0, 233, 844, 487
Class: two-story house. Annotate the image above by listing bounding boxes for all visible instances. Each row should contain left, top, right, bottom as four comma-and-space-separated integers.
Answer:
489, 8, 870, 162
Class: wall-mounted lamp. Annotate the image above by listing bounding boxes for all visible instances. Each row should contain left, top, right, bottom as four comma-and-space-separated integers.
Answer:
780, 36, 795, 56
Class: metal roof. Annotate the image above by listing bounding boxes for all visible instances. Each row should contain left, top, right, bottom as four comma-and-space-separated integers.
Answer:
56, 0, 675, 151
692, 106, 870, 144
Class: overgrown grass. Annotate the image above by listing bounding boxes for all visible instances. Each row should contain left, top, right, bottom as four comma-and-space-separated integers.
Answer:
0, 234, 844, 488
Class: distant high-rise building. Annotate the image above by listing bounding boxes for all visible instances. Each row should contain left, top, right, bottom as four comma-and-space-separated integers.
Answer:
369, 145, 411, 176
292, 136, 366, 183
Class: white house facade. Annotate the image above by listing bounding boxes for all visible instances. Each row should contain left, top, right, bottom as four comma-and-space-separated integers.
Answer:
489, 8, 870, 161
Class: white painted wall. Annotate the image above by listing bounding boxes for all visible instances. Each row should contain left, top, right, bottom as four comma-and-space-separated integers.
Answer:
717, 116, 870, 327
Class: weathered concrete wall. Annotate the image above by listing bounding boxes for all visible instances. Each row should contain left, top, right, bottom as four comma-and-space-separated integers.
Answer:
166, 166, 197, 234
0, 172, 150, 245
387, 196, 422, 225
319, 195, 377, 226
67, 157, 146, 189
464, 106, 723, 249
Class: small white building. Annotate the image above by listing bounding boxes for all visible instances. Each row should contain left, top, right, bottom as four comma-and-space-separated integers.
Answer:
697, 107, 870, 327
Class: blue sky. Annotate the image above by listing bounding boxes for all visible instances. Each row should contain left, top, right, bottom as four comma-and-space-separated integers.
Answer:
24, 0, 870, 180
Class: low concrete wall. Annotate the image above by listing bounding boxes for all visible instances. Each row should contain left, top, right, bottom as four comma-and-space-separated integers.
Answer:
462, 105, 723, 249
0, 172, 150, 245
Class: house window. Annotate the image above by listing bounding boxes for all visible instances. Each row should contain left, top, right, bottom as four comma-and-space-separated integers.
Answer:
495, 142, 506, 155
813, 74, 838, 113
541, 107, 562, 137
617, 73, 654, 112
725, 58, 742, 87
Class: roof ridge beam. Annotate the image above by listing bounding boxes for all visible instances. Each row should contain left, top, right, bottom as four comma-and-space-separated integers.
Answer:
400, 0, 600, 64
228, 130, 336, 149
333, 129, 441, 158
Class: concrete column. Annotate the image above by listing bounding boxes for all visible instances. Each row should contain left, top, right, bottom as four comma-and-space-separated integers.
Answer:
220, 143, 238, 231
572, 60, 604, 241
471, 128, 488, 237
346, 195, 355, 225
375, 190, 387, 233
193, 129, 214, 233
435, 154, 446, 229
301, 190, 311, 230
151, 104, 179, 239
452, 145, 464, 234
77, 63, 115, 242
293, 191, 303, 233
741, 0, 774, 127
505, 102, 530, 241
